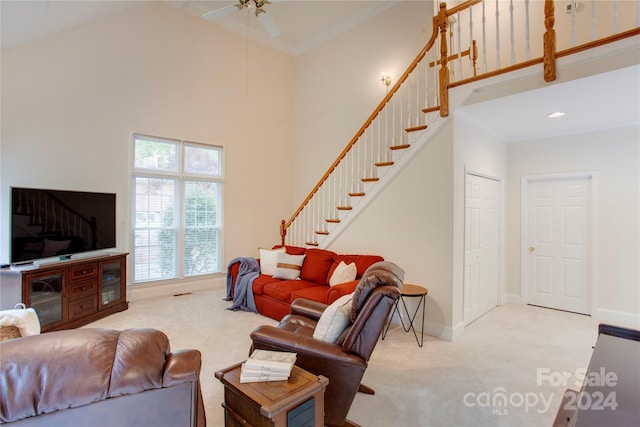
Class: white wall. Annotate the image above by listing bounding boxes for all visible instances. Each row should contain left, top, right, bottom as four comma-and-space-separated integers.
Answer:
329, 122, 456, 339
0, 2, 296, 296
506, 126, 640, 327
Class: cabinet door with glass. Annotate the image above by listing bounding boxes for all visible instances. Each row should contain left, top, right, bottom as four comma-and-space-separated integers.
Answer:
23, 269, 66, 332
99, 258, 125, 309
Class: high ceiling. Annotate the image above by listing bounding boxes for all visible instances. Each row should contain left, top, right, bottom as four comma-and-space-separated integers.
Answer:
0, 0, 401, 55
1, 0, 638, 141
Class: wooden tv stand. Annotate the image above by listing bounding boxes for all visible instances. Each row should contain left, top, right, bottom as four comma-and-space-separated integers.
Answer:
0, 253, 128, 332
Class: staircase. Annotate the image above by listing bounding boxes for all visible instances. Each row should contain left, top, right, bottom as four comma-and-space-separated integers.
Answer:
280, 0, 640, 248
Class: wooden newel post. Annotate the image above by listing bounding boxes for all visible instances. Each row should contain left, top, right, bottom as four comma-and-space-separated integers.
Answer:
543, 0, 557, 82
437, 2, 450, 117
280, 219, 286, 247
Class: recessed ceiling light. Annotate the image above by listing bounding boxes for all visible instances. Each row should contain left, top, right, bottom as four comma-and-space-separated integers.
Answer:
547, 111, 566, 118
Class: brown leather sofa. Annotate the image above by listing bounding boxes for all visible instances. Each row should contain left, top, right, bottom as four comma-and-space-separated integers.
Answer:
0, 328, 206, 427
250, 261, 404, 427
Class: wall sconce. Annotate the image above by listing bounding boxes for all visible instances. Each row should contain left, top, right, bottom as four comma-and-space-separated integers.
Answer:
381, 74, 392, 92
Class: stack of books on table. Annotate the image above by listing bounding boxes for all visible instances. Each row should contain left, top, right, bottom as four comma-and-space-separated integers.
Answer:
240, 349, 297, 383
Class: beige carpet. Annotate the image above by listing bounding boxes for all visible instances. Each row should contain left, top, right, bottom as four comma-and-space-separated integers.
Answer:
86, 287, 600, 427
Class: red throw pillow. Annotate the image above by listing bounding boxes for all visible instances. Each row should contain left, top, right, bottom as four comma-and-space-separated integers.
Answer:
300, 248, 336, 285
271, 245, 307, 255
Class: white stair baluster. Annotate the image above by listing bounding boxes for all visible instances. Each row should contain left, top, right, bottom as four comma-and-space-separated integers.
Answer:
352, 142, 357, 195
375, 114, 380, 163
510, 0, 515, 64
482, 1, 488, 73
525, 0, 531, 59
612, 0, 618, 34
407, 81, 412, 128
457, 11, 462, 80
415, 74, 420, 126
400, 85, 405, 134
571, 0, 577, 46
495, 0, 501, 69
591, 0, 597, 41
324, 179, 328, 227
469, 6, 474, 77
393, 98, 397, 147
424, 60, 429, 109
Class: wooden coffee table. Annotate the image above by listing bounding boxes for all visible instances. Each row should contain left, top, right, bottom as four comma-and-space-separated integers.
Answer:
215, 362, 328, 427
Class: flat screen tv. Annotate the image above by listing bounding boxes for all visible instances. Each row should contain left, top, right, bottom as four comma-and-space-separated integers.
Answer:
10, 187, 116, 264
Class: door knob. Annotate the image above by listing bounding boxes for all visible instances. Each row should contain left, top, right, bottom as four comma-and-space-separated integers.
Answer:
529, 246, 535, 252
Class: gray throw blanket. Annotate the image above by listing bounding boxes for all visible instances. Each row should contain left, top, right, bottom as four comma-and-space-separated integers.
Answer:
226, 257, 260, 313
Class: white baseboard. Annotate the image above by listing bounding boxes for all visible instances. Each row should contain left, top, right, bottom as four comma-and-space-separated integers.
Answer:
592, 307, 640, 329
128, 275, 226, 302
502, 293, 523, 305
424, 320, 464, 341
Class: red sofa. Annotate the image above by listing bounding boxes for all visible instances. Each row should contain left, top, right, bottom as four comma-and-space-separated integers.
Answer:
228, 246, 383, 321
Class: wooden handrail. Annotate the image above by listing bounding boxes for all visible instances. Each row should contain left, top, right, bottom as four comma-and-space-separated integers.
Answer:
279, 12, 442, 244
446, 0, 483, 17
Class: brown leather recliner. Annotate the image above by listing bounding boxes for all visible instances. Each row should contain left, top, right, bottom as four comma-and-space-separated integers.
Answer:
250, 261, 404, 427
0, 328, 206, 427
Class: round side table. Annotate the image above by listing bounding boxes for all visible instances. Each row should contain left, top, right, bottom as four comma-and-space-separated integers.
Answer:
381, 283, 428, 347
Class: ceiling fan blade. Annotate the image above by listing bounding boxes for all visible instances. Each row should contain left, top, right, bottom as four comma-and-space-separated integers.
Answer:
202, 3, 239, 21
257, 12, 281, 37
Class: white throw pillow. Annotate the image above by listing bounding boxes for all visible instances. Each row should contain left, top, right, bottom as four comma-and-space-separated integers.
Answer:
329, 261, 357, 286
258, 247, 285, 276
272, 253, 306, 280
313, 293, 353, 343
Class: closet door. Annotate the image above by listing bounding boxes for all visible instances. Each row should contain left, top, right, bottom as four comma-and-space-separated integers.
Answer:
463, 174, 499, 325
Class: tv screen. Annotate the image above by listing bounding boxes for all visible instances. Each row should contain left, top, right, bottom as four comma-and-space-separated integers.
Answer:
10, 187, 116, 264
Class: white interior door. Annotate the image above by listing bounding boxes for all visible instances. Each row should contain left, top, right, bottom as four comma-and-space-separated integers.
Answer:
464, 173, 499, 325
525, 176, 591, 314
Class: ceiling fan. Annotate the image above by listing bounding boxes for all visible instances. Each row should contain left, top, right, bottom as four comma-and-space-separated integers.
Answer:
202, 0, 282, 37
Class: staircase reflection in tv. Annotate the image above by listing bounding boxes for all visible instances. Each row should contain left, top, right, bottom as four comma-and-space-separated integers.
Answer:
10, 187, 116, 264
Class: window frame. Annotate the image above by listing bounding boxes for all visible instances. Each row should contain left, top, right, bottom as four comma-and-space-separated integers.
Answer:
130, 132, 224, 285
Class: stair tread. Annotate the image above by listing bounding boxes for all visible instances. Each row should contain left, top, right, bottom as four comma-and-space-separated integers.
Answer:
422, 106, 440, 113
337, 206, 353, 210
315, 231, 329, 235
325, 219, 341, 223
305, 242, 319, 247
390, 144, 411, 150
405, 125, 428, 133
348, 192, 365, 197
375, 161, 394, 167
361, 177, 379, 182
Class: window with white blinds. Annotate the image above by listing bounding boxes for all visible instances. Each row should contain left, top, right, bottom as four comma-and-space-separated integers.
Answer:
132, 133, 223, 283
